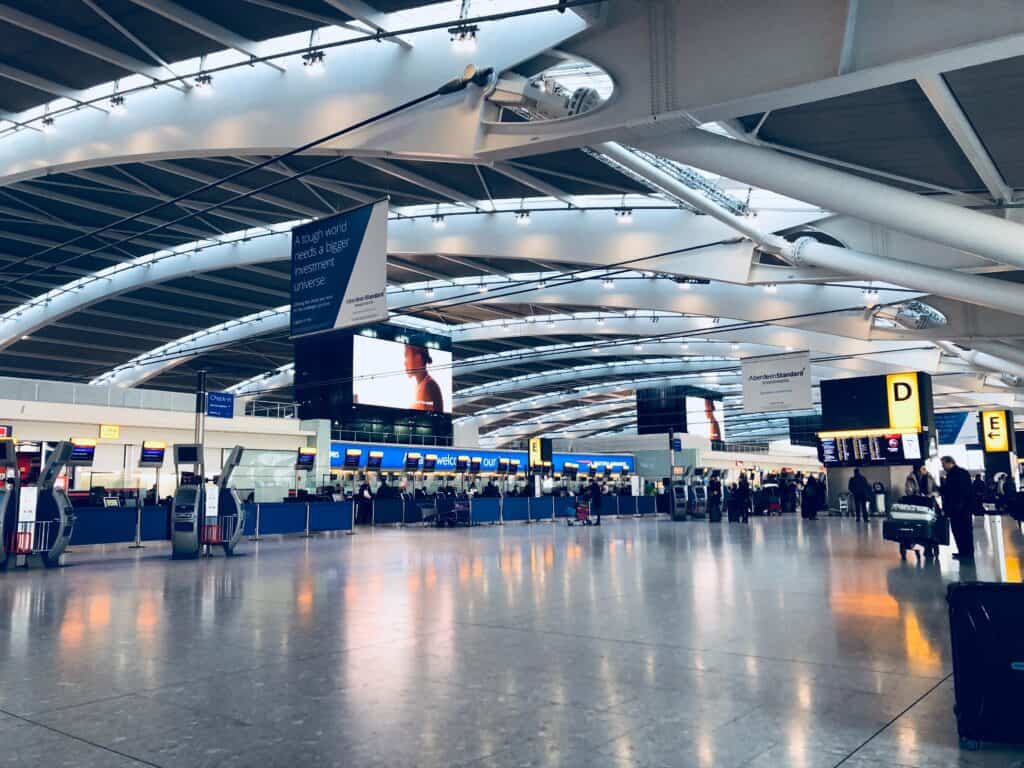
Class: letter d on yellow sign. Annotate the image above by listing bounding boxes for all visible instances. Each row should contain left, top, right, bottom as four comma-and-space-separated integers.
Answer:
886, 372, 921, 432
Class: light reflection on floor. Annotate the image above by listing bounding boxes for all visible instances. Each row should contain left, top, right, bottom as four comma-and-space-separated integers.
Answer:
0, 515, 1020, 766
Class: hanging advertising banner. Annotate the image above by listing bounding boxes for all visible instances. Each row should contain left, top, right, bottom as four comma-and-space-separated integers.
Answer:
290, 199, 389, 339
741, 351, 812, 413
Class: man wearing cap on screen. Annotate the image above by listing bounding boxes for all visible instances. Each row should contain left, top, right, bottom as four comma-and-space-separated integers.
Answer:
405, 344, 444, 412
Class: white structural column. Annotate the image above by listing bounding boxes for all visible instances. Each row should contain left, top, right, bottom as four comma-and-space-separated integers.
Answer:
595, 142, 789, 254
788, 238, 1024, 317
936, 341, 1024, 380
916, 74, 1012, 203
652, 129, 1024, 270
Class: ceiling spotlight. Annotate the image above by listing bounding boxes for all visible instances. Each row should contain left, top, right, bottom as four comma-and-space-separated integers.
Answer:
41, 115, 55, 132
431, 215, 446, 229
448, 24, 479, 52
615, 207, 633, 223
515, 210, 531, 224
731, 343, 740, 351
425, 287, 435, 297
302, 49, 326, 73
194, 72, 213, 90
477, 284, 488, 294
680, 342, 689, 350
20, 335, 30, 341
547, 319, 556, 328
862, 287, 880, 306
109, 93, 125, 112
785, 345, 794, 351
763, 283, 778, 293
634, 344, 643, 351
602, 278, 614, 289
596, 316, 605, 325
678, 280, 691, 290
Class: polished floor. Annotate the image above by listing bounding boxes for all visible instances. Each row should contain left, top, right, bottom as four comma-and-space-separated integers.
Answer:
1, 515, 1023, 767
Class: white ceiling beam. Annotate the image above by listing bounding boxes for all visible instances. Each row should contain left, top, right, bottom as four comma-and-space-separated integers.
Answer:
917, 73, 1013, 204
125, 0, 286, 72
240, 0, 364, 31
354, 157, 483, 209
0, 3, 161, 78
490, 162, 575, 206
321, 0, 412, 48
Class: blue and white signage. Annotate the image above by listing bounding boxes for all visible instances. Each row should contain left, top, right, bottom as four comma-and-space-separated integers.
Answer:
290, 199, 388, 338
206, 391, 235, 419
329, 441, 635, 474
935, 411, 979, 446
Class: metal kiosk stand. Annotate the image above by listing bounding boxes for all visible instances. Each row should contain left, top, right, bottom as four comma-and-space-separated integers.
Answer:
170, 444, 245, 559
0, 438, 18, 570
18, 440, 83, 568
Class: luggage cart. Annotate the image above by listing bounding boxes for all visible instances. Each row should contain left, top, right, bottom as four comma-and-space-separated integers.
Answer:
882, 498, 948, 562
567, 500, 593, 526
201, 514, 238, 548
9, 520, 57, 561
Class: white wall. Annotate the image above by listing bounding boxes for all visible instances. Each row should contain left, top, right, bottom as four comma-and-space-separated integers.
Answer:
0, 398, 312, 496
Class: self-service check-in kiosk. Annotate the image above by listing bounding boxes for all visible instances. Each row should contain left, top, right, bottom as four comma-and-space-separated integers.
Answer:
0, 439, 18, 570
171, 444, 245, 559
15, 440, 85, 568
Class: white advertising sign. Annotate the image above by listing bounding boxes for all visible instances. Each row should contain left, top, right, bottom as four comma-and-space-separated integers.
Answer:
18, 486, 37, 551
741, 351, 812, 413
204, 483, 220, 524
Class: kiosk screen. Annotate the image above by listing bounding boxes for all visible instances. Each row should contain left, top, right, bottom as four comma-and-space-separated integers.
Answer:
404, 453, 422, 471
343, 449, 362, 468
367, 451, 383, 469
295, 448, 316, 471
139, 441, 166, 466
423, 454, 437, 471
175, 444, 200, 464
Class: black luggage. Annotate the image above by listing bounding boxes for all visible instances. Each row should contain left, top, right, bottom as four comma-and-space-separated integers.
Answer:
708, 499, 722, 523
947, 582, 1024, 747
882, 516, 950, 545
727, 497, 740, 523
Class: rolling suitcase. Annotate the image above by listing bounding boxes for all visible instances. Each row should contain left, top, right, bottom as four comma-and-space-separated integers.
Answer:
947, 582, 1024, 747
708, 499, 722, 523
727, 497, 740, 523
883, 498, 948, 559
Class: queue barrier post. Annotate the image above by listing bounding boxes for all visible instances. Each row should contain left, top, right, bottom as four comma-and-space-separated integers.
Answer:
129, 504, 144, 549
249, 503, 262, 541
348, 501, 356, 534
302, 502, 313, 538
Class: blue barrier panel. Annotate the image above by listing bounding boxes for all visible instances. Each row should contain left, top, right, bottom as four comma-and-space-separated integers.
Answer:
141, 505, 169, 540
404, 500, 426, 525
554, 496, 577, 518
309, 501, 353, 532
637, 496, 656, 515
373, 498, 404, 525
69, 506, 136, 545
258, 502, 306, 535
242, 503, 258, 536
502, 497, 529, 522
529, 496, 553, 521
616, 496, 638, 516
471, 498, 500, 524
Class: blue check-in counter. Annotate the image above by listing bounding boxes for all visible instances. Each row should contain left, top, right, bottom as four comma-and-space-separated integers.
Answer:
501, 497, 530, 522
470, 497, 501, 524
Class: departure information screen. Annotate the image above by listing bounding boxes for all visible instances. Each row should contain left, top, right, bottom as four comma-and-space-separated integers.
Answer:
818, 433, 921, 467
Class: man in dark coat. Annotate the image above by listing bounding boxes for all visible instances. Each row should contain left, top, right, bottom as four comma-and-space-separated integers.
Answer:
848, 468, 871, 521
588, 477, 603, 526
941, 456, 974, 561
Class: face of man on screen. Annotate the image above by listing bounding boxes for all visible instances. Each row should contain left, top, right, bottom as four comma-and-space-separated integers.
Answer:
404, 344, 444, 412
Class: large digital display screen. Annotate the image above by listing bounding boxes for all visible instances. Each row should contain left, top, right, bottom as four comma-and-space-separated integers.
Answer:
685, 396, 725, 441
68, 440, 96, 466
818, 433, 924, 467
636, 386, 687, 435
352, 335, 453, 414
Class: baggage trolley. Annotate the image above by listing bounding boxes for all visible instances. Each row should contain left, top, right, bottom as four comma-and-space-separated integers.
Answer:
567, 500, 593, 526
882, 497, 947, 562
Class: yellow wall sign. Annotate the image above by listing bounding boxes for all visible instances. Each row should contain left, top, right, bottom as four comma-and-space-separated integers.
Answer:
981, 410, 1009, 453
886, 373, 921, 432
529, 437, 542, 468
99, 424, 120, 440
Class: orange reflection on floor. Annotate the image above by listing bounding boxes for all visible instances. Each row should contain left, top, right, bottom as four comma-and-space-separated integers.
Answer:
829, 592, 899, 620
902, 609, 942, 673
135, 594, 159, 632
59, 600, 86, 648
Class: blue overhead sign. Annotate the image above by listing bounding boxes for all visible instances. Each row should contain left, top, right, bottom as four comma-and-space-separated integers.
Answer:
329, 441, 634, 474
206, 391, 235, 419
290, 199, 389, 338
